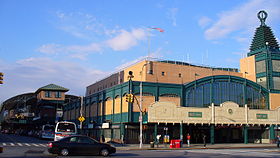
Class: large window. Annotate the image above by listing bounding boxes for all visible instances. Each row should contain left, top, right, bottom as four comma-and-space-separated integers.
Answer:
45, 91, 51, 98
272, 60, 280, 72
256, 60, 266, 73
273, 77, 280, 90
55, 91, 61, 98
185, 78, 268, 109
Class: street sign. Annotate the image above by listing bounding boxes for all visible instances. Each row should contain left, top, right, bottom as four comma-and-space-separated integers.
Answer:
78, 116, 85, 122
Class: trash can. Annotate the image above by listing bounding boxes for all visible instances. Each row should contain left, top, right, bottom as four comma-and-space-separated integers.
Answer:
174, 139, 181, 148
150, 141, 154, 148
169, 140, 175, 148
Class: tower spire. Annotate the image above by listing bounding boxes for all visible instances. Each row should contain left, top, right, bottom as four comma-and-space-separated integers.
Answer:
249, 10, 279, 53
258, 10, 267, 26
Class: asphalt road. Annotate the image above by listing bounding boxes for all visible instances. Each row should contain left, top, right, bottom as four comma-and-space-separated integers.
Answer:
1, 134, 280, 158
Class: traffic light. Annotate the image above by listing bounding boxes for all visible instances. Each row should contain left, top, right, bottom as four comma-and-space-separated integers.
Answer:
0, 72, 3, 84
129, 94, 134, 103
125, 94, 134, 103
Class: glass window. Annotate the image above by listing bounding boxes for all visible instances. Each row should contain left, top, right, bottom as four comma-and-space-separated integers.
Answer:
55, 91, 61, 98
45, 91, 51, 98
162, 72, 165, 76
257, 77, 267, 88
185, 79, 268, 109
272, 60, 280, 72
256, 60, 266, 73
273, 77, 280, 90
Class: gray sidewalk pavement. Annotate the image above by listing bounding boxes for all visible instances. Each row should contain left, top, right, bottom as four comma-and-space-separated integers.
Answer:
115, 143, 279, 150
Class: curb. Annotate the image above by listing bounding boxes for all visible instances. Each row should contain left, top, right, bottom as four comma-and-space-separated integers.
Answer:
116, 146, 278, 151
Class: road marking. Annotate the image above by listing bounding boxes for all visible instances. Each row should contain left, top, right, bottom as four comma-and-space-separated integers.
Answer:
17, 143, 23, 146
32, 143, 39, 147
10, 143, 15, 146
24, 143, 31, 146
39, 144, 46, 147
2, 143, 6, 146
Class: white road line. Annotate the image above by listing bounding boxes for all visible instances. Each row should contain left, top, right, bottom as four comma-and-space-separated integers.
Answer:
32, 143, 39, 147
39, 144, 46, 147
24, 143, 31, 146
3, 143, 6, 146
17, 143, 23, 146
10, 143, 15, 146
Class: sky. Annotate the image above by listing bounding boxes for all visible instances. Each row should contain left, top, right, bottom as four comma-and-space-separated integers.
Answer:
0, 0, 279, 102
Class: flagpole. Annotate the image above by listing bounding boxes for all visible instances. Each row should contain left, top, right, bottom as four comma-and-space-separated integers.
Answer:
148, 28, 151, 59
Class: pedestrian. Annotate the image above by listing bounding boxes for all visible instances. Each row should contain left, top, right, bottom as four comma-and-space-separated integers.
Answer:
277, 135, 280, 148
203, 134, 206, 148
101, 135, 105, 143
186, 133, 191, 147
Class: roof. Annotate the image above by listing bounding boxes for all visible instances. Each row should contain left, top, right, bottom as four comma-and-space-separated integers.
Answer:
36, 84, 69, 93
249, 11, 279, 52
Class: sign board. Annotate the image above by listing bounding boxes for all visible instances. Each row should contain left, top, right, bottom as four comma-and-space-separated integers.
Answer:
102, 123, 110, 129
78, 116, 85, 122
188, 112, 202, 118
256, 114, 268, 119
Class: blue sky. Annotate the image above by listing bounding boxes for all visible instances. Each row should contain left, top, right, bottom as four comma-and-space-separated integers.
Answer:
0, 0, 279, 102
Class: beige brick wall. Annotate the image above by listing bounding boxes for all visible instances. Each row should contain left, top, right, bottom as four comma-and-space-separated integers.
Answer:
124, 60, 242, 84
270, 93, 280, 110
133, 96, 155, 112
37, 91, 66, 101
114, 97, 121, 114
159, 96, 180, 106
105, 99, 113, 115
240, 56, 256, 82
148, 101, 280, 125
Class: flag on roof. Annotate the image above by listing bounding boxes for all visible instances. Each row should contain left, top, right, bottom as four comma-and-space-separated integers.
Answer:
151, 28, 164, 32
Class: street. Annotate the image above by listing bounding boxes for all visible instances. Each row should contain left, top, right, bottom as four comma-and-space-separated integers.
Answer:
1, 134, 280, 158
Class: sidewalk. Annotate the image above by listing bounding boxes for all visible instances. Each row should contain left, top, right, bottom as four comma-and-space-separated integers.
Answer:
115, 143, 278, 150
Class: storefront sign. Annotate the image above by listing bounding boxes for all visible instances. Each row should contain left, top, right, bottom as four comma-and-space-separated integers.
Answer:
188, 112, 202, 118
102, 123, 110, 128
256, 114, 268, 119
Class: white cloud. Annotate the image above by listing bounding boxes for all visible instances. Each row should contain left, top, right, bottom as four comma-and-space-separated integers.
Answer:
106, 28, 147, 51
167, 8, 178, 26
0, 57, 107, 101
198, 16, 212, 28
204, 0, 280, 40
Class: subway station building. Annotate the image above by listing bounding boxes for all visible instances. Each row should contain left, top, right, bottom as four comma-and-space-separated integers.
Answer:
63, 11, 280, 144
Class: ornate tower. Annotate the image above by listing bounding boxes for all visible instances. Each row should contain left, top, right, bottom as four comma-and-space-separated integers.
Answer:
246, 10, 280, 93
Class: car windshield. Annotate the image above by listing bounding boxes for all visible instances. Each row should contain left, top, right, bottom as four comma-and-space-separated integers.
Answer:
57, 123, 75, 132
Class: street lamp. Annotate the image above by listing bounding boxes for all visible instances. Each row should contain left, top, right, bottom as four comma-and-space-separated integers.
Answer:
139, 61, 150, 148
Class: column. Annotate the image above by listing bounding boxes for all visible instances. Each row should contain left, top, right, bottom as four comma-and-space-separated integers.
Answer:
120, 123, 125, 144
154, 124, 158, 142
243, 125, 248, 144
270, 125, 275, 143
210, 124, 215, 144
180, 121, 183, 141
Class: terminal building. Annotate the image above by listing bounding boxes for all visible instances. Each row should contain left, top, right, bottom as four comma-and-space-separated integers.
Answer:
63, 11, 280, 144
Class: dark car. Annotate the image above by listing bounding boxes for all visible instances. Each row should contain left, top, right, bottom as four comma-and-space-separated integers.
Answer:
48, 135, 116, 156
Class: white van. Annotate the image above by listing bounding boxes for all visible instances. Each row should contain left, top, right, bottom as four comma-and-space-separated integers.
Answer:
54, 121, 77, 141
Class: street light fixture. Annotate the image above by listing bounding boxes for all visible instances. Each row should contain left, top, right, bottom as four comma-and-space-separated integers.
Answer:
139, 61, 150, 148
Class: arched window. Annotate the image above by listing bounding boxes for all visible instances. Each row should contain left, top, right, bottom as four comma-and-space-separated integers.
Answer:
184, 76, 269, 109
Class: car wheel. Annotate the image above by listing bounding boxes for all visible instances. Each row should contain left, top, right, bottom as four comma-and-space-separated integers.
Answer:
100, 148, 109, 157
60, 148, 69, 156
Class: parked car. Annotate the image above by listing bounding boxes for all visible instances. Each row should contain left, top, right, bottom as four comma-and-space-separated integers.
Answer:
40, 125, 55, 140
48, 135, 116, 156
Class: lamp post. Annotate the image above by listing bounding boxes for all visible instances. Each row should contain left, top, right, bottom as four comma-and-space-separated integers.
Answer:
139, 61, 149, 148
80, 96, 84, 130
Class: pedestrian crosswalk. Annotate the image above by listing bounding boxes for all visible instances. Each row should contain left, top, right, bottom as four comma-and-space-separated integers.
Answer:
1, 142, 48, 147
